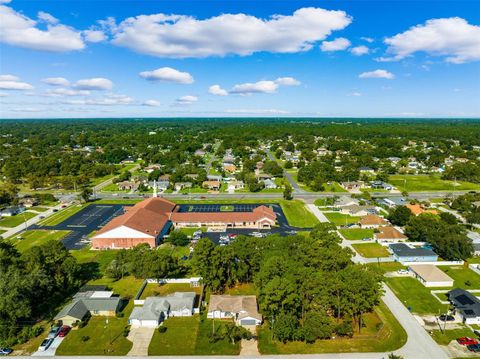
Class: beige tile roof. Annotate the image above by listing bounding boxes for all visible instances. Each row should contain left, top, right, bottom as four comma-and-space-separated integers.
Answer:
409, 264, 453, 283
208, 295, 262, 321
360, 214, 388, 226
376, 226, 407, 240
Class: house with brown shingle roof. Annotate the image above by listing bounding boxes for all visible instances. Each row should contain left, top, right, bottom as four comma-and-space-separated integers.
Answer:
207, 295, 262, 326
91, 197, 175, 249
374, 226, 407, 242
359, 214, 388, 228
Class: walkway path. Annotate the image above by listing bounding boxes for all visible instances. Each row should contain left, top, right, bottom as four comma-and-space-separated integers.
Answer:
306, 204, 329, 222
127, 327, 155, 356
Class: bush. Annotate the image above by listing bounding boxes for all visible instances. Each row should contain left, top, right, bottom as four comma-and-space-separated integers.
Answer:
123, 326, 130, 337
81, 335, 90, 342
158, 326, 167, 333
78, 320, 88, 328
116, 312, 125, 318
335, 320, 353, 337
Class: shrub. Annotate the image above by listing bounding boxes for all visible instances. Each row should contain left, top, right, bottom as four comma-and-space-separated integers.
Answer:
158, 326, 167, 333
81, 335, 90, 342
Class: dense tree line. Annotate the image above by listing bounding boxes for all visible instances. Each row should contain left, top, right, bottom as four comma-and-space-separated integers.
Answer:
105, 244, 185, 280
405, 213, 473, 260
0, 240, 82, 346
192, 225, 383, 342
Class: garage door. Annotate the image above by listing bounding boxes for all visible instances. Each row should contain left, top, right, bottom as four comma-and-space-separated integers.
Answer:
240, 319, 257, 325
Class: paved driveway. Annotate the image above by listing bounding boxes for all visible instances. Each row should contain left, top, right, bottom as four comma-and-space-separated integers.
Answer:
31, 336, 64, 356
127, 327, 155, 356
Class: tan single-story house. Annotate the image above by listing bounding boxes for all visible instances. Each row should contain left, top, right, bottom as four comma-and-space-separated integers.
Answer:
359, 215, 388, 228
207, 295, 262, 326
375, 226, 408, 242
202, 180, 221, 191
409, 264, 454, 287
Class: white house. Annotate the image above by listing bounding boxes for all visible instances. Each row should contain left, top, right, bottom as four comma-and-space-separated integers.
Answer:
408, 265, 454, 287
129, 292, 196, 327
449, 289, 480, 325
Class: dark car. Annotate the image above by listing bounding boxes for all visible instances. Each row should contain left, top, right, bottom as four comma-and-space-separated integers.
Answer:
439, 314, 454, 321
39, 338, 54, 351
57, 325, 71, 337
52, 209, 58, 212
0, 348, 13, 356
467, 343, 480, 352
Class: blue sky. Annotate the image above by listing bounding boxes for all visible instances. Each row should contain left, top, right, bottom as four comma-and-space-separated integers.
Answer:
0, 0, 479, 118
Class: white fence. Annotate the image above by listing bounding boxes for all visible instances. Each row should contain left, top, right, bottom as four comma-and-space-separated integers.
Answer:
403, 260, 464, 266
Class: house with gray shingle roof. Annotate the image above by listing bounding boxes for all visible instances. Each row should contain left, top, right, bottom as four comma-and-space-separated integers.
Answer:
129, 292, 196, 327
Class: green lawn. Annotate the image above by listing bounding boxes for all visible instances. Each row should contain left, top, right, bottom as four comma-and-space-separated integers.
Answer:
258, 300, 406, 354
367, 262, 406, 273
179, 227, 207, 236
0, 211, 37, 228
140, 283, 203, 300
37, 204, 87, 226
149, 314, 240, 355
149, 317, 200, 355
351, 243, 390, 258
9, 230, 70, 252
390, 174, 480, 192
280, 200, 319, 228
56, 316, 132, 356
324, 212, 360, 226
431, 327, 476, 345
70, 246, 118, 277
28, 206, 50, 212
339, 228, 374, 241
438, 266, 480, 289
386, 277, 449, 314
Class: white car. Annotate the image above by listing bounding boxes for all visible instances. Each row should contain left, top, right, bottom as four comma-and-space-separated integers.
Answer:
39, 338, 54, 351
397, 269, 409, 275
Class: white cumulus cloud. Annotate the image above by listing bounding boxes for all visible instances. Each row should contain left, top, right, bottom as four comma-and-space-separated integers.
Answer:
41, 77, 70, 86
139, 67, 193, 84
359, 69, 395, 79
382, 17, 480, 64
44, 88, 90, 96
175, 95, 198, 105
0, 74, 34, 90
230, 77, 300, 95
37, 11, 58, 24
0, 4, 85, 52
111, 8, 352, 58
350, 45, 369, 56
143, 99, 161, 106
75, 78, 113, 90
320, 37, 351, 52
208, 85, 228, 96
83, 29, 106, 43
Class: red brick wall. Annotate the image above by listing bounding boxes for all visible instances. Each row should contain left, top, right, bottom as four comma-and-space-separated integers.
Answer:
91, 237, 156, 249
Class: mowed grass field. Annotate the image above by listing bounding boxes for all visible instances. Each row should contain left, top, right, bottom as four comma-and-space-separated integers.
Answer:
258, 300, 406, 354
280, 200, 319, 228
351, 243, 390, 258
386, 277, 449, 314
324, 212, 360, 226
390, 174, 480, 192
37, 204, 86, 226
0, 211, 37, 228
9, 230, 70, 252
438, 266, 480, 289
148, 314, 240, 355
339, 228, 374, 240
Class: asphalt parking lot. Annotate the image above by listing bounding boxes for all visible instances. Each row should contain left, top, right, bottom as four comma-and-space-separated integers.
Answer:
179, 203, 308, 244
32, 204, 130, 249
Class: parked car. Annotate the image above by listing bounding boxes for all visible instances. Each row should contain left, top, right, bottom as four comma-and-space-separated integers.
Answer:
52, 209, 58, 212
39, 338, 54, 351
228, 233, 237, 239
467, 344, 480, 352
0, 348, 13, 356
285, 230, 297, 235
397, 269, 409, 275
439, 314, 455, 322
474, 329, 480, 337
47, 326, 61, 339
61, 205, 67, 208
362, 237, 370, 241
57, 325, 71, 337
457, 337, 478, 346
39, 215, 45, 219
